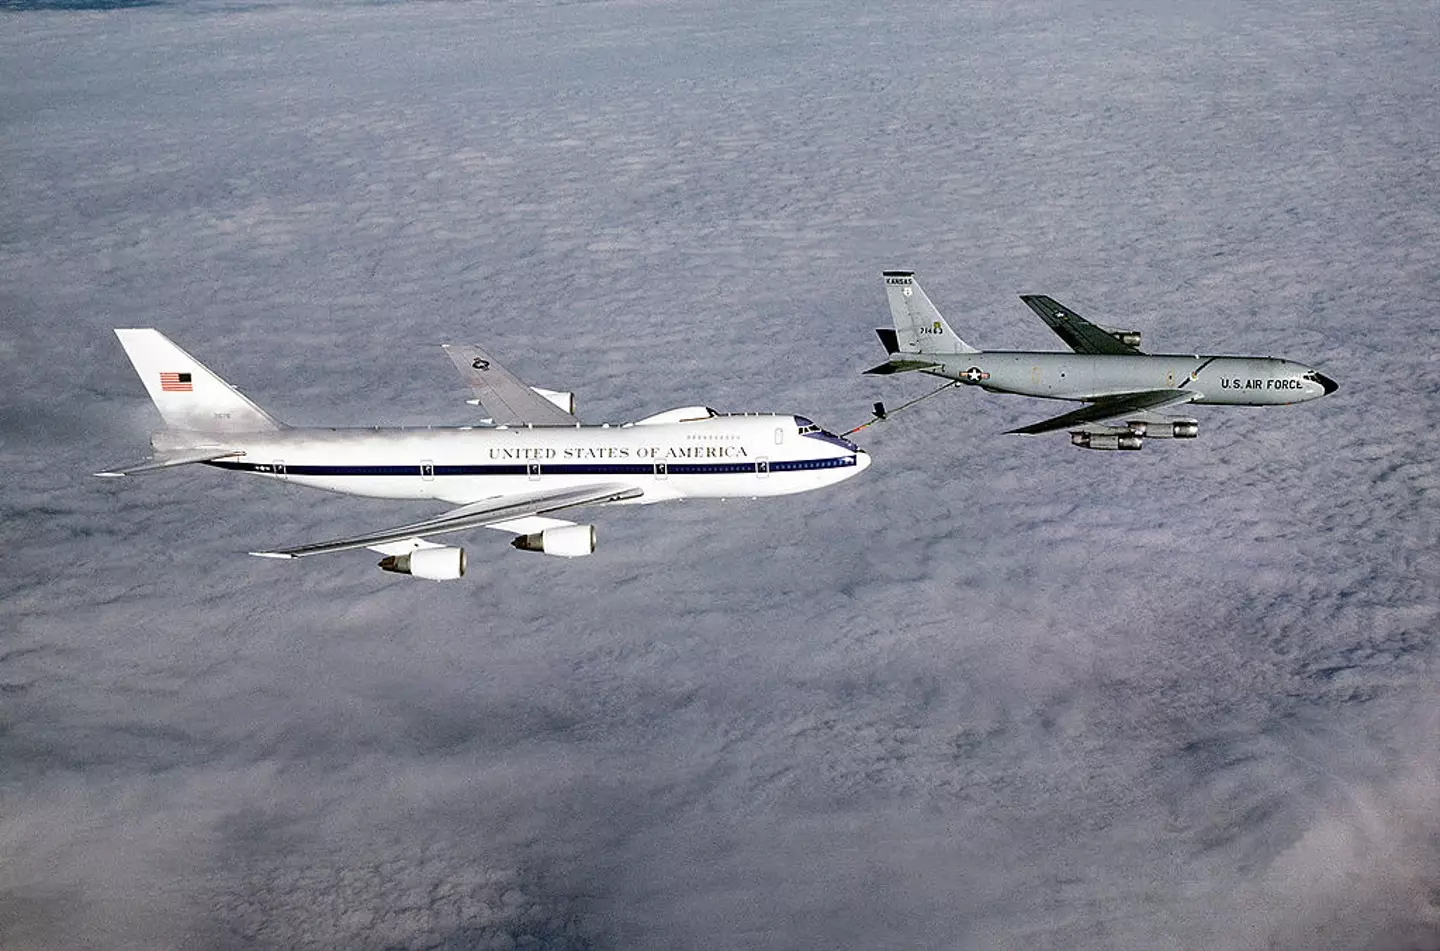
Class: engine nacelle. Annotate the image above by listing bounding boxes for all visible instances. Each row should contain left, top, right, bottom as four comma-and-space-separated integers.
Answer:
511, 524, 596, 557
1125, 418, 1199, 439
531, 387, 576, 415
1071, 431, 1143, 451
1106, 328, 1142, 348
377, 546, 466, 580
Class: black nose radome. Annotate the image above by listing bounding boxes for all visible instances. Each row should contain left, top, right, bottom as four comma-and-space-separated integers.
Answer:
1315, 373, 1339, 395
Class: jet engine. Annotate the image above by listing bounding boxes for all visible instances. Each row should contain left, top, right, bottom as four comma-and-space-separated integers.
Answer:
377, 546, 467, 580
1125, 419, 1198, 439
531, 387, 576, 415
1070, 431, 1143, 451
1105, 328, 1142, 348
511, 524, 596, 557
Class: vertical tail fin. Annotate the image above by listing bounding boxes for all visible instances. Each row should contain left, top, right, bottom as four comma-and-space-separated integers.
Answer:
113, 329, 284, 433
881, 271, 979, 355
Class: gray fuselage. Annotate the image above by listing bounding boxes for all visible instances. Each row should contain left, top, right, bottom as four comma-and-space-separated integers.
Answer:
926, 353, 1332, 405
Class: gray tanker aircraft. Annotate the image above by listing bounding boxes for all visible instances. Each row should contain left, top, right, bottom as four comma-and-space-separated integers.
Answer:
98, 330, 869, 580
866, 271, 1337, 450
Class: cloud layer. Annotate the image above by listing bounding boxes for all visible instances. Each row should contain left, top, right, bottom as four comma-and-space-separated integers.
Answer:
2, 1, 1437, 948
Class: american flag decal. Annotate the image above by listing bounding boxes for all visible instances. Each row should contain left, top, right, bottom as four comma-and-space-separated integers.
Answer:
159, 371, 193, 392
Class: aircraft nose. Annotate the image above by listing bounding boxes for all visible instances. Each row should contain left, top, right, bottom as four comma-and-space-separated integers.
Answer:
853, 449, 872, 473
1314, 372, 1339, 395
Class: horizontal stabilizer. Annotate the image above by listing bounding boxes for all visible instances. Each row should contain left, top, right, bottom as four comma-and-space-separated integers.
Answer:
1007, 390, 1197, 435
94, 448, 242, 477
864, 359, 942, 375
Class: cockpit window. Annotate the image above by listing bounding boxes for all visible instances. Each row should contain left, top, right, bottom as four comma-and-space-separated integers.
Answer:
794, 415, 859, 451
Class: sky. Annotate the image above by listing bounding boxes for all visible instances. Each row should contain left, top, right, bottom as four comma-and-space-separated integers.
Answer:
2, 1, 1437, 948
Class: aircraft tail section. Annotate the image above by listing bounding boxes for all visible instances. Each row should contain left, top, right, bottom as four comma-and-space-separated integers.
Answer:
114, 329, 284, 433
881, 271, 979, 355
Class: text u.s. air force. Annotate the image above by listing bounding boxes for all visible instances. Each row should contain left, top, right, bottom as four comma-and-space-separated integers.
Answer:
1220, 378, 1305, 390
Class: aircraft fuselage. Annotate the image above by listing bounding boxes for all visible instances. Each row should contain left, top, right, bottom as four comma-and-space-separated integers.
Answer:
159, 413, 868, 505
922, 353, 1333, 405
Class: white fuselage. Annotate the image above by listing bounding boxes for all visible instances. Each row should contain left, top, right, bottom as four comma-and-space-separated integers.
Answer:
167, 412, 869, 505
926, 352, 1334, 405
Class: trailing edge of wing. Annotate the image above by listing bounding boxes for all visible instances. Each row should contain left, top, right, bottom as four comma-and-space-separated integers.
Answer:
94, 448, 242, 477
1019, 295, 1144, 355
442, 344, 581, 427
1007, 390, 1197, 435
250, 483, 643, 558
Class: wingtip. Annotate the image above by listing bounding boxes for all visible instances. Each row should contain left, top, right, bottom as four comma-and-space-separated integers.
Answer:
249, 551, 296, 560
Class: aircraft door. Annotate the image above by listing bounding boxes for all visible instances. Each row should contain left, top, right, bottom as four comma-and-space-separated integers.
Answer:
420, 460, 435, 481
272, 459, 287, 481
654, 461, 668, 481
756, 458, 770, 479
527, 462, 542, 481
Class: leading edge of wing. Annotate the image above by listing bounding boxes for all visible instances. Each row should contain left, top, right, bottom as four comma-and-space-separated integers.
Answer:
1006, 390, 1197, 435
1019, 295, 1144, 356
442, 344, 581, 427
251, 483, 642, 558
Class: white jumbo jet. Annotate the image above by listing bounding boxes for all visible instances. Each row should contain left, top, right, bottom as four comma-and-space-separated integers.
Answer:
866, 271, 1337, 450
98, 330, 870, 580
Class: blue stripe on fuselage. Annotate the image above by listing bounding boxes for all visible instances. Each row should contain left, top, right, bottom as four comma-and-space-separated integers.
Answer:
206, 457, 857, 477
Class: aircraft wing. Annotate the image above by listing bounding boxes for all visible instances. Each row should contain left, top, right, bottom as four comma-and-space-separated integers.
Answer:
441, 344, 581, 427
250, 483, 642, 558
1007, 390, 1198, 435
1019, 295, 1144, 355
